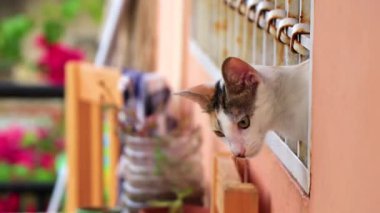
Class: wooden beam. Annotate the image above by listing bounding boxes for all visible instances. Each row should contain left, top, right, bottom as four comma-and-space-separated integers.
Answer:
65, 62, 123, 211
66, 62, 93, 212
108, 109, 120, 207
90, 103, 104, 206
212, 153, 259, 213
79, 63, 123, 107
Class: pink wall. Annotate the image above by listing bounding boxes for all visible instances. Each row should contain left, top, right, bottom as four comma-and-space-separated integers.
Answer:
310, 0, 380, 212
158, 0, 380, 212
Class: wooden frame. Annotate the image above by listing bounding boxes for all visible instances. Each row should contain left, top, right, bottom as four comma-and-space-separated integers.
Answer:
212, 153, 259, 213
65, 61, 122, 212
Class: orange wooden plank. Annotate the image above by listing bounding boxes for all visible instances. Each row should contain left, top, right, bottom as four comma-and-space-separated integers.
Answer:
212, 153, 259, 213
66, 62, 123, 211
65, 62, 93, 212
79, 63, 123, 107
108, 109, 120, 207
90, 103, 104, 206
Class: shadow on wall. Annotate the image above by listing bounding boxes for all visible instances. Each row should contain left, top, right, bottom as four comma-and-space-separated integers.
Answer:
249, 161, 272, 213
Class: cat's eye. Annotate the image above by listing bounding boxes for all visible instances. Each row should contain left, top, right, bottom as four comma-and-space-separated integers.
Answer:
213, 130, 225, 137
238, 116, 250, 129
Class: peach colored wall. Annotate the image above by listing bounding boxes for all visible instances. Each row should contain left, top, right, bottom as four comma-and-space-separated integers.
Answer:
157, 0, 380, 212
310, 0, 380, 212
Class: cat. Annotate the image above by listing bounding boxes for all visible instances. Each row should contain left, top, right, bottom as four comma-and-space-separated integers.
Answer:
176, 57, 310, 158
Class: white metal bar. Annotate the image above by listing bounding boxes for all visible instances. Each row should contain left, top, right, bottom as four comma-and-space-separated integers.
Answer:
251, 8, 311, 54
95, 0, 126, 66
266, 131, 310, 193
274, 0, 286, 65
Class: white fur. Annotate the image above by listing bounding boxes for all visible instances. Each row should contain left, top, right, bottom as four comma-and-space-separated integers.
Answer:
217, 60, 310, 157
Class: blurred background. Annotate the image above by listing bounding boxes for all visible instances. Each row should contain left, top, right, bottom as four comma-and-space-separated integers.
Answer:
0, 0, 104, 211
0, 0, 174, 212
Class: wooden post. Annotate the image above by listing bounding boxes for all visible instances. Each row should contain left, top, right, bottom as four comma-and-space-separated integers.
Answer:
90, 103, 104, 206
212, 153, 259, 213
108, 109, 120, 207
66, 62, 94, 212
65, 62, 123, 211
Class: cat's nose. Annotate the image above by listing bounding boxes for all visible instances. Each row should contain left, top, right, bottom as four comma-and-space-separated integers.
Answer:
233, 147, 246, 158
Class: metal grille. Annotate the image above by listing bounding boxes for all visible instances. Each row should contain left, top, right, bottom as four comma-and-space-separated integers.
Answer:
191, 0, 312, 192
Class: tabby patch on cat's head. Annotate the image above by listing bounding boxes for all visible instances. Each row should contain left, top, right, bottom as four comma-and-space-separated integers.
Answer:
176, 57, 266, 158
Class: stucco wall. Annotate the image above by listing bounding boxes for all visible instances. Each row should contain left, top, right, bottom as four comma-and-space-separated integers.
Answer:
310, 0, 380, 212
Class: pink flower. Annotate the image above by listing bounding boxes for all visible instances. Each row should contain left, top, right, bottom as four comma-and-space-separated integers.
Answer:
36, 35, 84, 86
36, 127, 49, 140
0, 193, 20, 212
40, 153, 55, 170
0, 126, 25, 162
54, 137, 64, 150
14, 149, 35, 169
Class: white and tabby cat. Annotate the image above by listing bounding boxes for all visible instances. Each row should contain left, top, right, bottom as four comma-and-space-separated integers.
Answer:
177, 57, 310, 157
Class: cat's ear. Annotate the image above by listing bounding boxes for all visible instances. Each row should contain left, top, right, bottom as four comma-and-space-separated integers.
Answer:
175, 84, 215, 111
222, 57, 261, 94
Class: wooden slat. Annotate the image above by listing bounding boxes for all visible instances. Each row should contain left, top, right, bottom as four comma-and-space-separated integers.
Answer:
212, 153, 259, 213
90, 103, 104, 206
66, 62, 93, 212
108, 109, 120, 207
66, 62, 123, 211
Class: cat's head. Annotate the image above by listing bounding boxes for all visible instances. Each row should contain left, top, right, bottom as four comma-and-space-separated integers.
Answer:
177, 57, 272, 158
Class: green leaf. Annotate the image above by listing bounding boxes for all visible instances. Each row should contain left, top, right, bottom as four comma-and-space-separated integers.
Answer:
82, 0, 105, 23
61, 0, 81, 21
0, 15, 33, 64
13, 165, 29, 178
22, 132, 38, 147
43, 20, 64, 44
33, 168, 55, 182
0, 163, 11, 181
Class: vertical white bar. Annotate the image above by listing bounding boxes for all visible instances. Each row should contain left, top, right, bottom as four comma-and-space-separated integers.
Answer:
263, 0, 275, 65
252, 5, 263, 64
95, 0, 126, 66
226, 1, 234, 58
243, 5, 254, 63
236, 10, 245, 58
231, 1, 243, 58
285, 0, 300, 65
218, 1, 228, 66
210, 0, 219, 62
298, 0, 311, 167
299, 0, 310, 62
274, 0, 285, 65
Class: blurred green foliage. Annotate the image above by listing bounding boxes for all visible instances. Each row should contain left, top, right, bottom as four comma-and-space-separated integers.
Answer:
0, 0, 104, 70
42, 0, 104, 43
0, 15, 33, 70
